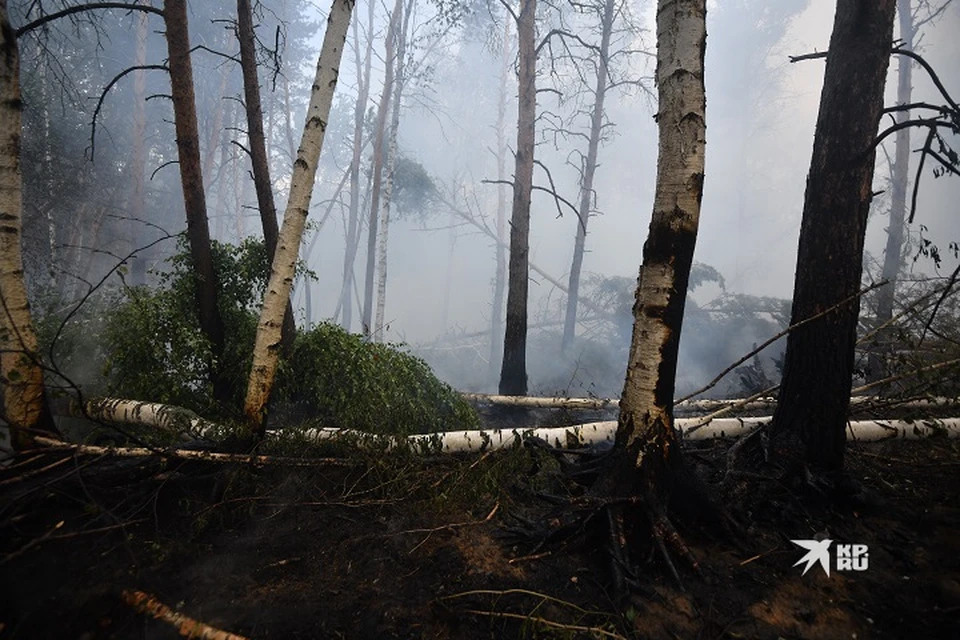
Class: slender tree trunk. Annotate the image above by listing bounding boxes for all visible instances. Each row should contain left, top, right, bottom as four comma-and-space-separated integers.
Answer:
237, 0, 296, 355
214, 101, 237, 240
163, 0, 230, 402
361, 0, 401, 339
601, 0, 706, 497
0, 0, 59, 449
770, 0, 896, 474
868, 0, 914, 386
128, 11, 148, 286
245, 0, 353, 435
499, 0, 536, 396
561, 0, 614, 353
339, 0, 375, 332
488, 16, 511, 387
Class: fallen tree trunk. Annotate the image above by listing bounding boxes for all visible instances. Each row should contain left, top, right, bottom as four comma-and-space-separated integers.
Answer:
48, 397, 960, 454
462, 393, 959, 414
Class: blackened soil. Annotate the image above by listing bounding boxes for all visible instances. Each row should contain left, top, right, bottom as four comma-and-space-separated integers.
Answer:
1, 437, 958, 639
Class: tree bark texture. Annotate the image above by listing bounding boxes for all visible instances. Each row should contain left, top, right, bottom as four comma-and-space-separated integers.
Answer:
0, 0, 58, 449
237, 0, 297, 354
163, 0, 229, 401
561, 0, 615, 353
868, 0, 914, 386
244, 0, 354, 434
771, 0, 896, 473
602, 0, 706, 504
499, 0, 536, 396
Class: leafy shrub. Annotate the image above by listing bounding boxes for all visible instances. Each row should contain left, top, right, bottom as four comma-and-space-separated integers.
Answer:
277, 322, 479, 435
102, 238, 477, 433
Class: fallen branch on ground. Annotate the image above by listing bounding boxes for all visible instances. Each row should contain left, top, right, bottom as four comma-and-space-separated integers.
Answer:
31, 437, 358, 466
121, 589, 248, 640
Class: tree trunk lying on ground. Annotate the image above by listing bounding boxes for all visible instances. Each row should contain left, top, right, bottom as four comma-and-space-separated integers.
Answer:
48, 397, 960, 454
462, 393, 959, 414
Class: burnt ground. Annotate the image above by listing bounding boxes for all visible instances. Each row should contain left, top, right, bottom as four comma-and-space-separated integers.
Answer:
0, 433, 958, 640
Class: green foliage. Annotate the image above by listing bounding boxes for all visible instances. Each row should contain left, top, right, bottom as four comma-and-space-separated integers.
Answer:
102, 238, 477, 433
103, 238, 264, 415
277, 322, 479, 435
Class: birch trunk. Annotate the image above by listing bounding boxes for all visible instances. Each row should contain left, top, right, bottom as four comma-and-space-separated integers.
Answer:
770, 0, 896, 475
561, 0, 614, 353
244, 0, 354, 434
373, 0, 410, 341
163, 0, 230, 402
0, 0, 59, 449
598, 0, 706, 505
361, 0, 401, 338
237, 0, 296, 355
499, 0, 536, 396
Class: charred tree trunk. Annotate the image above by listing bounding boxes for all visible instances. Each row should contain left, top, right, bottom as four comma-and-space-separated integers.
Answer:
600, 0, 706, 501
499, 0, 536, 396
361, 0, 401, 339
561, 0, 614, 353
770, 0, 896, 475
868, 0, 915, 386
488, 16, 511, 387
163, 0, 230, 402
0, 0, 59, 449
237, 0, 296, 356
244, 0, 353, 435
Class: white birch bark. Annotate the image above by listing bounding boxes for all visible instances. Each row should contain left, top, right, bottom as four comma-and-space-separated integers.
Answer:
244, 0, 354, 432
0, 1, 54, 450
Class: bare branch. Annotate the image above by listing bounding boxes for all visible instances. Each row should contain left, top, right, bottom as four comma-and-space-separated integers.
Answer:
15, 2, 164, 37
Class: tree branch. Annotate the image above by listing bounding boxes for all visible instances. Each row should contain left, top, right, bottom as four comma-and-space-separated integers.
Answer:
16, 2, 164, 37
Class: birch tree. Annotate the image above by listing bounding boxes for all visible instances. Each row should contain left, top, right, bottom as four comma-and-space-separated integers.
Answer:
768, 0, 897, 477
591, 0, 711, 593
0, 0, 59, 450
245, 0, 354, 435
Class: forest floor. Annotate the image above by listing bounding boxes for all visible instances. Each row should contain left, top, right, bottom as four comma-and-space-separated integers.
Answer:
1, 427, 958, 639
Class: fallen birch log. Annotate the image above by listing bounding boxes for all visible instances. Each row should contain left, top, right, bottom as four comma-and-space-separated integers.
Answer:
46, 397, 960, 454
60, 397, 221, 439
462, 393, 960, 414
299, 417, 960, 453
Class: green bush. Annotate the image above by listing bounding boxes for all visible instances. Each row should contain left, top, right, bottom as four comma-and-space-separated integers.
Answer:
102, 238, 477, 434
277, 322, 479, 435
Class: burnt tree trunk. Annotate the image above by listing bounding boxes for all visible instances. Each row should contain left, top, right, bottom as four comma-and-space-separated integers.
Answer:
561, 0, 614, 353
163, 0, 230, 402
499, 0, 536, 396
237, 0, 296, 355
770, 0, 896, 474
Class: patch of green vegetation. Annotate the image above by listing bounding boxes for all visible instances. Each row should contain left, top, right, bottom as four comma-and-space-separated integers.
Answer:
95, 238, 477, 435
